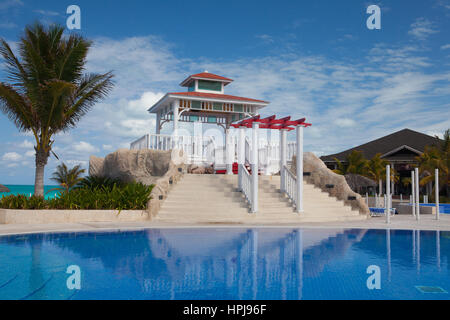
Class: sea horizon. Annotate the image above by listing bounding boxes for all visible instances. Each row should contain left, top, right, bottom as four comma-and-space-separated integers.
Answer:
1, 185, 60, 199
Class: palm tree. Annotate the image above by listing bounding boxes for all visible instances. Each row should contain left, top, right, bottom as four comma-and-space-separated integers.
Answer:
333, 150, 368, 175
49, 163, 85, 194
365, 153, 389, 194
0, 23, 114, 196
416, 129, 450, 198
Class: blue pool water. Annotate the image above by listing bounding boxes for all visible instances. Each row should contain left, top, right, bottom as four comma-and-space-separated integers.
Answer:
0, 228, 449, 300
0, 185, 59, 199
420, 203, 450, 214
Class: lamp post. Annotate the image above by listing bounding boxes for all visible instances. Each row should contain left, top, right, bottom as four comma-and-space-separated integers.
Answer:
415, 167, 420, 221
435, 168, 440, 221
251, 122, 259, 213
386, 165, 390, 224
296, 125, 304, 213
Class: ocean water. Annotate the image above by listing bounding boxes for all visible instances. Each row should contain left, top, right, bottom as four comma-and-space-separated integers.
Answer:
0, 185, 59, 199
0, 228, 449, 300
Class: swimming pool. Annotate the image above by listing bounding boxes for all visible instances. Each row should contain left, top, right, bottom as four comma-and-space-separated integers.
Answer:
0, 228, 448, 300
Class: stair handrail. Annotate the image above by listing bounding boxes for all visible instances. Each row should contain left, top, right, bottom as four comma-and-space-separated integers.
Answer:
282, 165, 297, 208
240, 164, 253, 207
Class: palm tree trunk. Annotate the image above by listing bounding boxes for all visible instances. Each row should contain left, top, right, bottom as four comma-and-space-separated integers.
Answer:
378, 179, 382, 195
34, 148, 49, 197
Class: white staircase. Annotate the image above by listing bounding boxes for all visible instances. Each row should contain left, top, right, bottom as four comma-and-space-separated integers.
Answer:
155, 174, 367, 224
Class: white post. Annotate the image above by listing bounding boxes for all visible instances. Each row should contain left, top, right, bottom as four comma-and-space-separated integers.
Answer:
365, 192, 369, 207
296, 125, 304, 213
411, 170, 416, 217
251, 122, 259, 213
172, 100, 179, 149
435, 168, 440, 220
386, 165, 390, 223
415, 167, 420, 221
280, 129, 287, 193
155, 112, 161, 134
226, 128, 233, 175
238, 127, 245, 191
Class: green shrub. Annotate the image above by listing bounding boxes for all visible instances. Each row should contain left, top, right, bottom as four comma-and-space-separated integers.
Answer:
0, 194, 46, 209
0, 181, 153, 210
77, 176, 124, 191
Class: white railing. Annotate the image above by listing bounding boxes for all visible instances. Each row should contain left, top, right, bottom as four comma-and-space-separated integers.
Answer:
130, 134, 149, 150
131, 133, 298, 171
282, 165, 297, 207
240, 164, 253, 206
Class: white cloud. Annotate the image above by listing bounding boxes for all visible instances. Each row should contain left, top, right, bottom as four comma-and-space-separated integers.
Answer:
73, 141, 99, 154
25, 150, 35, 157
336, 119, 356, 128
0, 0, 23, 10
441, 44, 450, 50
408, 18, 438, 40
2, 152, 22, 161
102, 144, 114, 151
34, 9, 60, 16
18, 140, 34, 149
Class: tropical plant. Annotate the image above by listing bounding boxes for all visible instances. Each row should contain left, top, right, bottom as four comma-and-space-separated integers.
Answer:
0, 22, 114, 196
77, 175, 123, 191
416, 128, 450, 197
0, 182, 154, 210
333, 150, 368, 175
365, 153, 389, 194
48, 163, 86, 194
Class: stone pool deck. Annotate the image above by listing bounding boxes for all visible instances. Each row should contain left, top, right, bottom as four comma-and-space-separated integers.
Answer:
0, 214, 449, 236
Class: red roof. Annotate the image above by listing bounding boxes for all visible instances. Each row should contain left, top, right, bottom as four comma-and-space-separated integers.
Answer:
168, 91, 268, 104
189, 72, 233, 82
180, 72, 233, 86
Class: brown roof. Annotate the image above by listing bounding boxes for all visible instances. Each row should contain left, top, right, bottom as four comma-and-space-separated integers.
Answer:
168, 91, 269, 104
320, 128, 441, 162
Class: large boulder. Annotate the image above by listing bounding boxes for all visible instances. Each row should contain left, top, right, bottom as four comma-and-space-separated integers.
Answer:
291, 152, 370, 216
89, 148, 186, 217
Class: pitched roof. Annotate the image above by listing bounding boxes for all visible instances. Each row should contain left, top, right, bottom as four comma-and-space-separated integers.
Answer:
320, 128, 441, 162
180, 72, 233, 86
168, 91, 269, 104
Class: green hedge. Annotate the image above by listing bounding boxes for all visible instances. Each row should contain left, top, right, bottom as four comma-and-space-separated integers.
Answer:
0, 181, 153, 210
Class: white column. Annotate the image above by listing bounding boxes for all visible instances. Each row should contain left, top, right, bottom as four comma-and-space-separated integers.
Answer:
172, 100, 179, 150
226, 128, 233, 175
251, 122, 259, 213
155, 112, 161, 134
415, 167, 420, 221
238, 127, 245, 191
386, 165, 391, 224
411, 170, 416, 217
296, 125, 304, 213
435, 168, 440, 220
280, 129, 287, 193
172, 100, 179, 135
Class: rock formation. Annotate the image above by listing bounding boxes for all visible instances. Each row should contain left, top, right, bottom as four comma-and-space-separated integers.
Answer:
291, 152, 370, 215
89, 148, 186, 217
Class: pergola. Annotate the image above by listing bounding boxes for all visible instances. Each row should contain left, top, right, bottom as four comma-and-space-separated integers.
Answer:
231, 115, 311, 213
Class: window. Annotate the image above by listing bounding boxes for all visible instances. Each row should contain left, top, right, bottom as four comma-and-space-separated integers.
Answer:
213, 102, 222, 111
198, 80, 222, 92
201, 101, 212, 110
179, 99, 191, 109
191, 101, 201, 109
234, 104, 243, 112
223, 103, 233, 112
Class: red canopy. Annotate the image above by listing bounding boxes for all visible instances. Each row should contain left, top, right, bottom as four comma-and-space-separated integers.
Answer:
231, 115, 311, 130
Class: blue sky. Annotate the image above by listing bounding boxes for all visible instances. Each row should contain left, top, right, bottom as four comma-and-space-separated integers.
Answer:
0, 0, 449, 184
